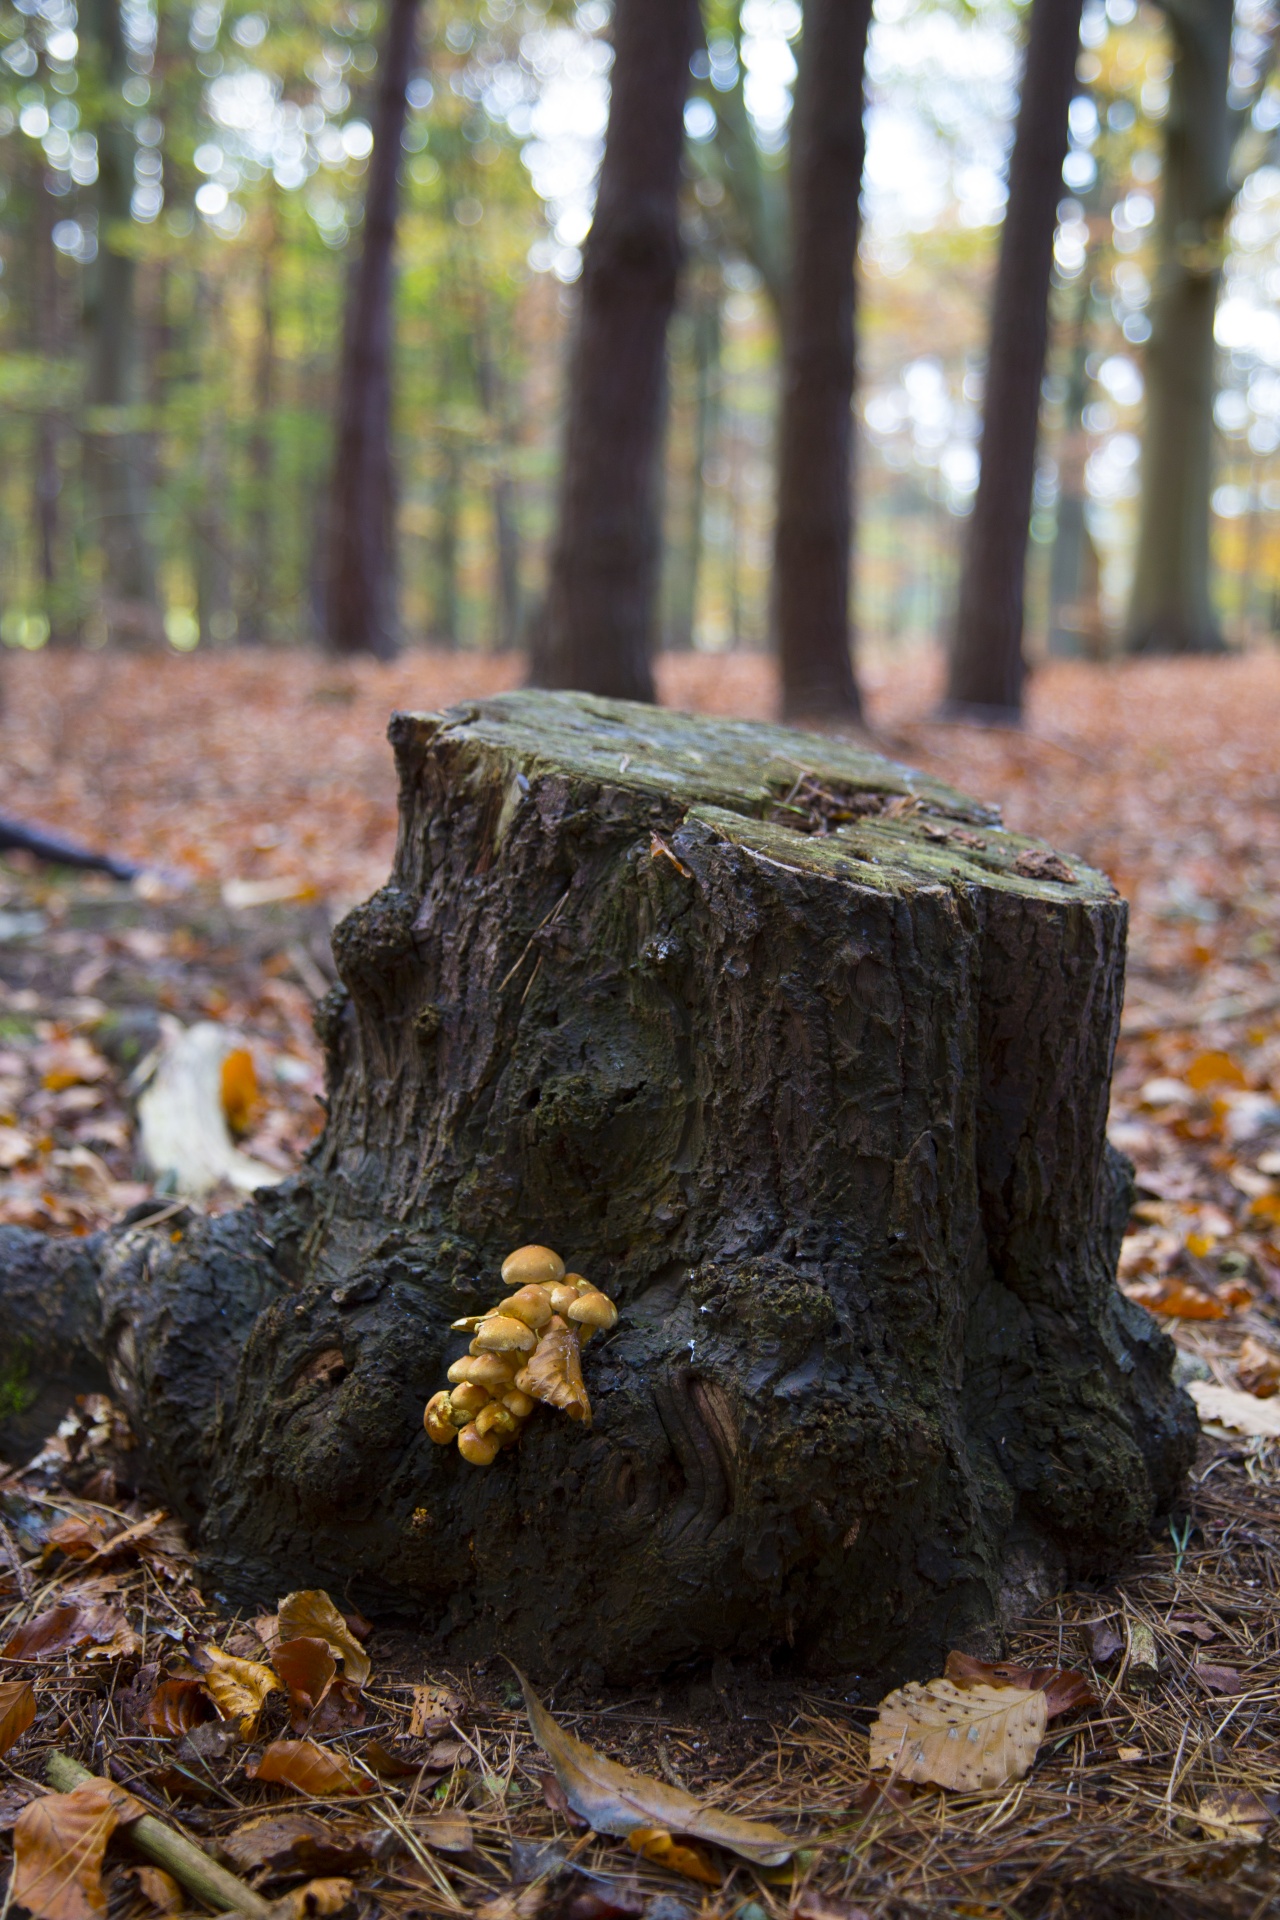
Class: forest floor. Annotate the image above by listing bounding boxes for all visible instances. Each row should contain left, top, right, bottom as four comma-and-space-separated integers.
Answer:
2, 645, 1280, 1918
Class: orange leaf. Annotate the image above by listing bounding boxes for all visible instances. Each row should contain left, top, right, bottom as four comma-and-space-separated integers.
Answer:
12, 1779, 143, 1920
192, 1642, 281, 1734
144, 1678, 217, 1739
1249, 1192, 1280, 1226
943, 1651, 1098, 1720
273, 1637, 337, 1724
1126, 1276, 1227, 1320
44, 1515, 110, 1561
1185, 1051, 1247, 1092
0, 1679, 36, 1754
626, 1827, 722, 1885
276, 1591, 370, 1688
220, 1047, 259, 1134
248, 1739, 364, 1797
2, 1603, 137, 1662
129, 1867, 183, 1914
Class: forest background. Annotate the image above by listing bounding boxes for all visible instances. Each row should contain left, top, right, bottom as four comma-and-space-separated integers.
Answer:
3, 0, 1280, 670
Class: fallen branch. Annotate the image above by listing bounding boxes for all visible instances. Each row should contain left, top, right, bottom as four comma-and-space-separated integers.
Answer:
46, 1751, 274, 1920
0, 812, 141, 882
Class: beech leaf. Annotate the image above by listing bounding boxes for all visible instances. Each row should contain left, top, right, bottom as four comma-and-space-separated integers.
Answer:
1190, 1380, 1280, 1437
276, 1590, 371, 1688
1197, 1788, 1274, 1842
144, 1677, 217, 1739
943, 1650, 1098, 1719
11, 1779, 143, 1920
129, 1866, 183, 1914
248, 1738, 364, 1797
271, 1877, 355, 1920
221, 1811, 371, 1878
409, 1681, 464, 1737
273, 1636, 337, 1723
193, 1642, 281, 1734
2, 1603, 137, 1663
518, 1670, 798, 1864
869, 1679, 1047, 1791
0, 1679, 36, 1754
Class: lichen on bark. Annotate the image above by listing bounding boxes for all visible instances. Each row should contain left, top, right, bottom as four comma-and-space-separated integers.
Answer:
0, 692, 1196, 1687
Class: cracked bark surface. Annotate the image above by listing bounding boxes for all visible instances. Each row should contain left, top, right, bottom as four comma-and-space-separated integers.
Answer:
0, 691, 1196, 1687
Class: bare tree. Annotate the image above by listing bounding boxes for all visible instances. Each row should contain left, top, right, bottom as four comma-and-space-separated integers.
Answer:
945, 0, 1085, 719
773, 0, 875, 723
536, 0, 701, 700
326, 0, 422, 659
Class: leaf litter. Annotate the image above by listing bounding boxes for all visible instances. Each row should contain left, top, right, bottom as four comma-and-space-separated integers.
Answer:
7, 650, 1280, 1910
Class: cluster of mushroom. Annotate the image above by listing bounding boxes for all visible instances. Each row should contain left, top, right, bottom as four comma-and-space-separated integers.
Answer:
423, 1244, 618, 1467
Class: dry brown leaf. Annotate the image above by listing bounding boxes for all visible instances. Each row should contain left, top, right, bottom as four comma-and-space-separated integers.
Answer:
409, 1680, 464, 1736
128, 1866, 183, 1914
513, 1318, 591, 1424
0, 1679, 36, 1754
1079, 1619, 1124, 1665
795, 1897, 874, 1920
221, 1811, 371, 1878
869, 1679, 1047, 1791
2, 1602, 136, 1663
1237, 1334, 1280, 1398
306, 1678, 366, 1735
943, 1650, 1098, 1719
11, 1779, 143, 1920
1012, 847, 1076, 884
418, 1811, 475, 1853
1197, 1788, 1274, 1842
144, 1677, 217, 1739
363, 1737, 418, 1778
276, 1590, 371, 1688
1189, 1380, 1280, 1437
248, 1738, 364, 1797
626, 1826, 722, 1884
1195, 1661, 1243, 1695
193, 1642, 281, 1733
519, 1670, 797, 1864
44, 1514, 110, 1560
273, 1636, 337, 1723
1127, 1276, 1228, 1320
270, 1876, 354, 1919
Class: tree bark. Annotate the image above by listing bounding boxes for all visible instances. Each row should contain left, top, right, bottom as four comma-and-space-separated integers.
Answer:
773, 0, 873, 724
326, 0, 421, 660
1125, 0, 1233, 655
0, 692, 1195, 1688
81, 0, 162, 647
945, 0, 1085, 719
536, 0, 701, 701
243, 208, 278, 647
1048, 265, 1102, 658
663, 269, 720, 650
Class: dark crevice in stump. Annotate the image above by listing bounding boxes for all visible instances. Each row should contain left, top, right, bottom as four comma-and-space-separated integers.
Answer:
0, 692, 1195, 1687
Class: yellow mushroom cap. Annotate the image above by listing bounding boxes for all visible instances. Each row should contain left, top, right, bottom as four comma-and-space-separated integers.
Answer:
452, 1352, 519, 1390
448, 1379, 491, 1418
475, 1401, 519, 1437
567, 1289, 618, 1331
424, 1392, 457, 1444
547, 1282, 580, 1315
499, 1284, 553, 1330
457, 1422, 501, 1466
502, 1387, 536, 1419
501, 1244, 566, 1289
473, 1314, 538, 1354
450, 1315, 484, 1332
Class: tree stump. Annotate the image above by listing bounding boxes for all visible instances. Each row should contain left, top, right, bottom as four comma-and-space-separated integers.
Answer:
1, 692, 1195, 1687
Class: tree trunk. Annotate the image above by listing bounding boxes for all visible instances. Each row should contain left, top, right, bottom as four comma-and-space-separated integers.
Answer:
32, 168, 64, 637
945, 0, 1084, 719
81, 0, 162, 648
431, 440, 462, 646
663, 271, 720, 651
537, 0, 701, 701
326, 0, 421, 660
0, 692, 1195, 1688
1125, 0, 1232, 655
773, 0, 873, 724
470, 307, 522, 650
1048, 267, 1101, 657
243, 213, 278, 646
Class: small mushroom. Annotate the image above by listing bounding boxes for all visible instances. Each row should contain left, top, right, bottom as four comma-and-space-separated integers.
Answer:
502, 1388, 536, 1419
448, 1380, 491, 1419
457, 1422, 501, 1466
546, 1281, 581, 1315
424, 1392, 457, 1445
449, 1353, 519, 1390
500, 1244, 566, 1289
472, 1313, 538, 1354
567, 1289, 618, 1333
474, 1402, 520, 1438
499, 1284, 553, 1330
450, 1315, 484, 1332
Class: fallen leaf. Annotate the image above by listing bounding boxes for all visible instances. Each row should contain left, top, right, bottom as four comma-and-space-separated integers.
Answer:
514, 1317, 591, 1424
144, 1677, 217, 1738
128, 1866, 183, 1914
1116, 1746, 1145, 1763
1185, 1051, 1248, 1092
248, 1738, 364, 1797
1079, 1620, 1123, 1665
409, 1681, 464, 1736
850, 1777, 917, 1814
1195, 1662, 1243, 1695
943, 1651, 1097, 1719
177, 1719, 241, 1766
271, 1876, 354, 1919
11, 1779, 143, 1920
308, 1678, 367, 1735
0, 1124, 33, 1169
273, 1636, 337, 1723
79, 1510, 168, 1569
220, 1046, 259, 1133
795, 1897, 874, 1920
1126, 1276, 1228, 1320
476, 1886, 547, 1920
424, 1736, 468, 1769
44, 1514, 110, 1560
869, 1679, 1046, 1791
627, 1827, 721, 1885
1237, 1334, 1280, 1398
2, 1602, 136, 1662
1189, 1380, 1280, 1437
1012, 848, 1076, 884
192, 1642, 281, 1734
419, 1811, 475, 1853
364, 1737, 418, 1778
518, 1670, 797, 1865
1197, 1788, 1274, 1842
276, 1590, 371, 1688
221, 1811, 371, 1879
0, 1679, 35, 1754
1166, 1614, 1216, 1643
539, 1768, 590, 1829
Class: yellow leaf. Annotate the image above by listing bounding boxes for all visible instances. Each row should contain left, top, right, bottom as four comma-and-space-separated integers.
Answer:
1185, 1051, 1247, 1092
272, 1879, 355, 1920
409, 1681, 464, 1737
194, 1643, 281, 1734
627, 1827, 722, 1885
869, 1679, 1046, 1791
518, 1670, 798, 1865
277, 1590, 371, 1688
220, 1047, 258, 1134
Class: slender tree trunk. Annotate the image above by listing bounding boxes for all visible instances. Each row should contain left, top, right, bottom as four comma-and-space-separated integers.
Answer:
32, 169, 65, 639
326, 0, 421, 659
1125, 0, 1232, 654
470, 305, 522, 649
81, 0, 162, 646
945, 0, 1084, 718
773, 0, 874, 723
432, 440, 462, 646
537, 0, 701, 700
244, 209, 277, 646
664, 271, 720, 651
194, 276, 235, 646
1048, 264, 1101, 656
